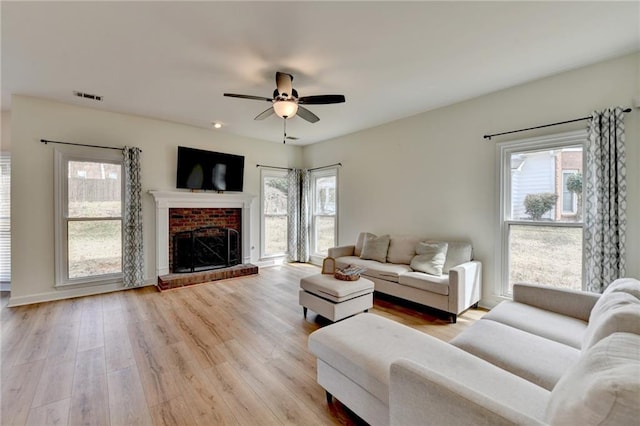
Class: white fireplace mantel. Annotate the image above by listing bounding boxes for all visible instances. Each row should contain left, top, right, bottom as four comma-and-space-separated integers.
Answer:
149, 190, 255, 277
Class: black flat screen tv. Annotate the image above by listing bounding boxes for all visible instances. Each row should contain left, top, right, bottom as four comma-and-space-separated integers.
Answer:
176, 146, 245, 192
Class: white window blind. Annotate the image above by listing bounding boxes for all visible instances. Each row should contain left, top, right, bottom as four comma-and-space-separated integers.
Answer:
0, 152, 10, 283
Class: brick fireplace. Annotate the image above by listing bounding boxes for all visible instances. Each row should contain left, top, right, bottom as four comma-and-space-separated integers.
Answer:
149, 191, 257, 289
169, 207, 241, 272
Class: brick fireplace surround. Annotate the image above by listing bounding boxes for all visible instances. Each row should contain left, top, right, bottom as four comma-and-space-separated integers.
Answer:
168, 207, 241, 271
149, 191, 257, 290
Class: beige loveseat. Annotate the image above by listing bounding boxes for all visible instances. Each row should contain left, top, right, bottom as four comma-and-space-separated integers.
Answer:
308, 278, 640, 426
328, 232, 481, 322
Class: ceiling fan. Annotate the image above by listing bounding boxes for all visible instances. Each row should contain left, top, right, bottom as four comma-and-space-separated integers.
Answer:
224, 72, 346, 123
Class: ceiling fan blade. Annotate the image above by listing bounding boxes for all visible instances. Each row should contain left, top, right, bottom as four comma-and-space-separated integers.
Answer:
275, 72, 293, 98
297, 106, 320, 123
224, 93, 272, 102
254, 107, 275, 120
298, 94, 345, 105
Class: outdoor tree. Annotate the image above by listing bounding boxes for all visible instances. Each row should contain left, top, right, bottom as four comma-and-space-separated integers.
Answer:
566, 172, 583, 220
524, 192, 558, 220
267, 177, 288, 194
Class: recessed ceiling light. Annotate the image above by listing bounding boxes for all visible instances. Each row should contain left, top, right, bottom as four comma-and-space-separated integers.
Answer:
212, 122, 223, 129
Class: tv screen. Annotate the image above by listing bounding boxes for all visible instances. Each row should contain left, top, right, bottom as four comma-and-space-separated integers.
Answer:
176, 146, 244, 192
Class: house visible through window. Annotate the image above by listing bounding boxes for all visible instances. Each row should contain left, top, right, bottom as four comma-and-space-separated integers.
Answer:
261, 169, 288, 258
498, 131, 585, 295
562, 170, 579, 214
55, 150, 124, 287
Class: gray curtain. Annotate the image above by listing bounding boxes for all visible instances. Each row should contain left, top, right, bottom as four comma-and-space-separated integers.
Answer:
300, 169, 310, 261
286, 169, 310, 262
122, 147, 145, 287
584, 107, 627, 293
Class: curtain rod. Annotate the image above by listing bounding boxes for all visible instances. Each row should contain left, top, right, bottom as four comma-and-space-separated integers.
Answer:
40, 139, 142, 152
256, 164, 293, 171
256, 163, 342, 171
308, 162, 342, 171
483, 108, 632, 140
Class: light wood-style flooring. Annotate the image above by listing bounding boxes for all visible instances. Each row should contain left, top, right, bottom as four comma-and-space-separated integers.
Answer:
1, 263, 486, 425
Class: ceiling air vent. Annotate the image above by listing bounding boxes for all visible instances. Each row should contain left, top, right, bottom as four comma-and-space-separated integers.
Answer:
73, 91, 103, 101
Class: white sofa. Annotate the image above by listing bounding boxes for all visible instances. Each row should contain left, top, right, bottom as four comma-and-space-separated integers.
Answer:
328, 232, 481, 322
308, 278, 640, 426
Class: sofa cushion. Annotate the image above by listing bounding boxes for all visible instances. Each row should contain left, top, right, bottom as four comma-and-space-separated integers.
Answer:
354, 232, 376, 257
386, 235, 421, 264
360, 234, 390, 263
398, 272, 449, 296
425, 240, 472, 273
483, 301, 587, 349
335, 256, 411, 283
450, 319, 580, 390
582, 291, 640, 350
603, 277, 640, 300
546, 332, 640, 426
410, 242, 448, 276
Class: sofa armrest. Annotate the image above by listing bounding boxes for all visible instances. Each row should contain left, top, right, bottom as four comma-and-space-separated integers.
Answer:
513, 283, 600, 322
327, 245, 355, 259
390, 358, 548, 426
448, 260, 482, 315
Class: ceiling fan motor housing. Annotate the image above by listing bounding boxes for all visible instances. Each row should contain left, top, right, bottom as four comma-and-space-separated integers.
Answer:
223, 71, 345, 124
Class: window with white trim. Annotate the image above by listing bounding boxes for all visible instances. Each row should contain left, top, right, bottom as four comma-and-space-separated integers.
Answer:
260, 169, 288, 258
55, 150, 124, 287
310, 167, 337, 259
497, 131, 585, 296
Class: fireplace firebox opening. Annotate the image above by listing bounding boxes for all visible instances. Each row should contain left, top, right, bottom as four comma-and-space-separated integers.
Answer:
172, 226, 240, 273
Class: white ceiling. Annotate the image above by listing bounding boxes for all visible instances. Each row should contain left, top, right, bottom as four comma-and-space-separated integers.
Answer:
2, 1, 639, 145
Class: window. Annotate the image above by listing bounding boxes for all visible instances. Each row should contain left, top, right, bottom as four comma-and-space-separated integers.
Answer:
310, 168, 338, 260
0, 152, 10, 284
55, 150, 123, 287
261, 169, 288, 258
562, 170, 579, 214
497, 131, 586, 296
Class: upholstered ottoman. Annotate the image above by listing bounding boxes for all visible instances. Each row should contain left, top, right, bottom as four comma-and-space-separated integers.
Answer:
299, 274, 374, 322
308, 313, 455, 426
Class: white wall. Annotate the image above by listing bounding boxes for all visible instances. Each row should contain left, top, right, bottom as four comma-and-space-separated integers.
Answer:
8, 53, 639, 307
9, 96, 302, 305
1, 110, 10, 151
303, 53, 640, 307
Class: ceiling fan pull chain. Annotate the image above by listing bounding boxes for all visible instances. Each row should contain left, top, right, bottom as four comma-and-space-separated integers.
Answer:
283, 119, 287, 144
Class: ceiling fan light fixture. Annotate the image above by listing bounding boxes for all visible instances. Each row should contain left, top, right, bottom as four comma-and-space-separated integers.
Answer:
273, 100, 298, 119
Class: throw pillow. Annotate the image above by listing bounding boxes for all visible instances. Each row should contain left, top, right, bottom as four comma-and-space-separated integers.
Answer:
603, 277, 640, 300
410, 242, 448, 276
386, 236, 421, 264
582, 292, 640, 350
423, 241, 473, 273
360, 234, 391, 263
355, 232, 376, 257
546, 332, 640, 426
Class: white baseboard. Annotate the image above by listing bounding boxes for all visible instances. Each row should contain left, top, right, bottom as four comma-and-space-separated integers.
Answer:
7, 279, 156, 307
253, 257, 286, 268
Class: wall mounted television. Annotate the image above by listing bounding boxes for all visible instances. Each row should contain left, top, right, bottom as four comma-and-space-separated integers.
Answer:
176, 146, 245, 192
